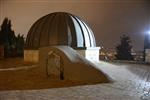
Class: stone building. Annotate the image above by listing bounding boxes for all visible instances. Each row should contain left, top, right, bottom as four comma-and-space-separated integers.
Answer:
24, 12, 109, 83
144, 32, 150, 63
24, 12, 100, 63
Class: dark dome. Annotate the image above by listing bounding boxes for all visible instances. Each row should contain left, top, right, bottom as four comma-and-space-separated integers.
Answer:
25, 12, 96, 49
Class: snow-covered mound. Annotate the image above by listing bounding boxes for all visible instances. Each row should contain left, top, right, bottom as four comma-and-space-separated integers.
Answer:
39, 46, 110, 83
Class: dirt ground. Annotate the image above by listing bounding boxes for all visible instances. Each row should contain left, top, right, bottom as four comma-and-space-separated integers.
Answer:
0, 58, 100, 90
0, 58, 34, 69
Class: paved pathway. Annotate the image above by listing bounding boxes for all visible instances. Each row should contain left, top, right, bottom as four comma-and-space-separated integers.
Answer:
0, 61, 150, 100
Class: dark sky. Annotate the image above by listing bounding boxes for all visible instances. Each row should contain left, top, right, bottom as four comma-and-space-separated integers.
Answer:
0, 0, 150, 51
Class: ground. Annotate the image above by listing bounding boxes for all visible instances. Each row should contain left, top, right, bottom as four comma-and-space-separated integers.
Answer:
0, 58, 85, 90
0, 58, 150, 100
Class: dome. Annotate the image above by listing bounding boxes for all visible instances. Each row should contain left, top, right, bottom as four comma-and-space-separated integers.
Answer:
25, 12, 96, 49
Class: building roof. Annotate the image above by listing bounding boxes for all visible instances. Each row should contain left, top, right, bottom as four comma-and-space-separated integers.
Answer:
25, 12, 96, 49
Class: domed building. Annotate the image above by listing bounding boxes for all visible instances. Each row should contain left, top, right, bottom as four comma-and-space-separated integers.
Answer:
24, 12, 110, 83
24, 12, 100, 62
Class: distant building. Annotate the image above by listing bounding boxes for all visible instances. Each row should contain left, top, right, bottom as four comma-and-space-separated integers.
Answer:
100, 48, 144, 62
99, 48, 116, 61
131, 50, 143, 61
144, 32, 150, 63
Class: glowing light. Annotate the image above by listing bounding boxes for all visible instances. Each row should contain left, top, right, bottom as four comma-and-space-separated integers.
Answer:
148, 30, 150, 35
145, 30, 150, 35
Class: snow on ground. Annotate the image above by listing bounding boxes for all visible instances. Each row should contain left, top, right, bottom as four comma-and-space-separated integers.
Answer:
0, 59, 150, 100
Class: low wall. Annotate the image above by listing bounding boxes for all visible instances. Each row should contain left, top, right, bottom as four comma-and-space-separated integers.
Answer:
24, 50, 39, 63
76, 47, 100, 61
24, 47, 100, 63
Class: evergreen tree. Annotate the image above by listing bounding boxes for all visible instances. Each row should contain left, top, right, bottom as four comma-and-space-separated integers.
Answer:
0, 18, 15, 57
16, 34, 24, 56
0, 17, 24, 57
115, 34, 134, 60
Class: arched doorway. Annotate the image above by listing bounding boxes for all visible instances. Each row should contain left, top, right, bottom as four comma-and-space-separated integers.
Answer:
46, 51, 64, 80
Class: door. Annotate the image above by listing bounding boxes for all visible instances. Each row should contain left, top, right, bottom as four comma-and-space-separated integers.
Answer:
46, 51, 62, 79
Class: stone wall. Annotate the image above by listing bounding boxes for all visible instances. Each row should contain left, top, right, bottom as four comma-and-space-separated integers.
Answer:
76, 47, 100, 61
24, 50, 39, 63
24, 47, 100, 63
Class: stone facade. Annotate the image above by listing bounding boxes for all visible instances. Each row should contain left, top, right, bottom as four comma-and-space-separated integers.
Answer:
24, 47, 100, 63
24, 50, 39, 63
76, 47, 100, 61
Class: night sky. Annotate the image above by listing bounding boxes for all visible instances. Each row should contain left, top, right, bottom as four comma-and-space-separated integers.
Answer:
0, 0, 150, 51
